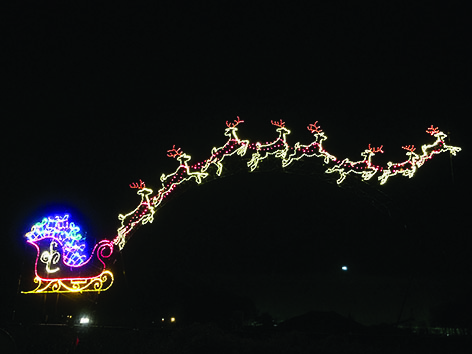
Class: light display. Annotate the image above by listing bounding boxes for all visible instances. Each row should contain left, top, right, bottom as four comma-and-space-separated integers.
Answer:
115, 180, 156, 250
161, 145, 209, 187
202, 117, 249, 176
113, 120, 461, 250
23, 214, 114, 293
24, 119, 461, 294
325, 144, 385, 184
247, 119, 291, 171
282, 121, 337, 167
377, 125, 462, 185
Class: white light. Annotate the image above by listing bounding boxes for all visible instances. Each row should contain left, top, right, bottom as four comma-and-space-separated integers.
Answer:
341, 266, 348, 271
80, 317, 90, 324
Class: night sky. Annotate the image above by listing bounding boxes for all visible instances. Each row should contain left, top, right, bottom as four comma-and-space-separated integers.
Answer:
4, 3, 470, 326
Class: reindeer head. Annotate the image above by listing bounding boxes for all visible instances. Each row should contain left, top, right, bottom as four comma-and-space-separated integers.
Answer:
400, 145, 419, 164
224, 116, 244, 137
129, 179, 153, 197
401, 144, 417, 156
426, 125, 446, 140
271, 119, 291, 136
361, 144, 383, 160
167, 145, 191, 164
307, 121, 327, 143
368, 144, 384, 154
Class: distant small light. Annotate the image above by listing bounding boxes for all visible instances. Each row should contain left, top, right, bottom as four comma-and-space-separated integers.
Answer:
341, 266, 348, 271
80, 317, 90, 325
170, 317, 176, 323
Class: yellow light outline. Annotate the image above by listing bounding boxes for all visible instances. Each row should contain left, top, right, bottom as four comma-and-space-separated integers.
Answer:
325, 145, 384, 184
247, 121, 291, 171
202, 118, 249, 176
378, 128, 461, 185
282, 122, 337, 167
113, 121, 461, 250
22, 270, 114, 294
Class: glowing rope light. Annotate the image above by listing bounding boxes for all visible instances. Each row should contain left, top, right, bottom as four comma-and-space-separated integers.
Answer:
25, 121, 458, 293
22, 270, 114, 294
115, 180, 156, 250
28, 119, 458, 292
40, 240, 60, 273
24, 215, 114, 294
202, 117, 249, 176
247, 120, 291, 171
161, 145, 209, 187
325, 144, 384, 184
113, 120, 461, 250
282, 121, 337, 167
26, 215, 87, 266
378, 126, 461, 185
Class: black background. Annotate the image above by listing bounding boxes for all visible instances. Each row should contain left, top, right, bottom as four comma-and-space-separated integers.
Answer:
3, 2, 470, 326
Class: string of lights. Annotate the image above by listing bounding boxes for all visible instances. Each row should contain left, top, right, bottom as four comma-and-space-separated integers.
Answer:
24, 215, 115, 294
113, 120, 461, 250
23, 120, 461, 293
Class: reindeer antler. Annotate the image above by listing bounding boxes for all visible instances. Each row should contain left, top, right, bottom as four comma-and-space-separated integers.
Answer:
402, 145, 416, 152
307, 121, 322, 134
368, 144, 384, 153
426, 125, 440, 136
271, 119, 285, 128
226, 116, 244, 128
167, 145, 183, 158
130, 179, 146, 189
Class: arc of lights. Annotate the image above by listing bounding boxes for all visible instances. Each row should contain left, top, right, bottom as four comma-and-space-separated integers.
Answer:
113, 120, 461, 250
23, 120, 461, 293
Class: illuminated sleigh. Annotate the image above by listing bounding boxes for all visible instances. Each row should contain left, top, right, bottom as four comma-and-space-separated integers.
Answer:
23, 215, 114, 293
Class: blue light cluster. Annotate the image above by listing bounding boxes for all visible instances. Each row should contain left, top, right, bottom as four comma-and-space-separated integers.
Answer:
26, 214, 87, 266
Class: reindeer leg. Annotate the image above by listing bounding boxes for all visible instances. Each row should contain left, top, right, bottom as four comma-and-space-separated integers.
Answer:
196, 171, 209, 184
336, 173, 348, 184
325, 165, 347, 184
275, 148, 287, 159
247, 152, 261, 171
216, 161, 223, 176
378, 170, 391, 185
236, 142, 249, 156
282, 157, 293, 168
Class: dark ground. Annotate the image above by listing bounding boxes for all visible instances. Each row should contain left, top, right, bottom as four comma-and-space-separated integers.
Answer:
2, 319, 472, 354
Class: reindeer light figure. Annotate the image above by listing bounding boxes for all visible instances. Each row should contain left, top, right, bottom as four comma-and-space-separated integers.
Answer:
113, 123, 461, 252
247, 119, 291, 171
325, 144, 384, 184
378, 126, 462, 185
114, 179, 156, 250
419, 126, 461, 165
161, 145, 209, 188
108, 123, 465, 250
203, 117, 249, 176
282, 121, 337, 167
